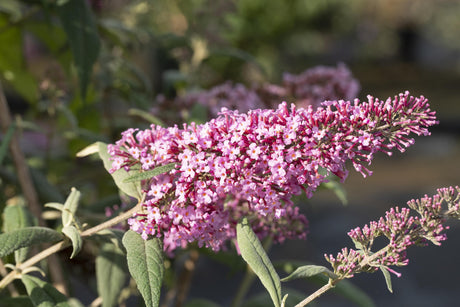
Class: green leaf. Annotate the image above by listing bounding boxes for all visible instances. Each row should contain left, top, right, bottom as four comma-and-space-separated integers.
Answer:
0, 296, 34, 307
0, 122, 15, 166
0, 0, 22, 21
62, 188, 81, 227
123, 163, 176, 183
0, 15, 38, 102
96, 243, 128, 307
2, 204, 36, 263
25, 22, 68, 55
0, 227, 63, 258
97, 142, 142, 200
75, 142, 99, 157
236, 218, 282, 307
2, 205, 35, 233
380, 266, 393, 293
68, 298, 85, 307
44, 202, 65, 212
122, 230, 164, 307
56, 0, 100, 99
21, 274, 71, 307
61, 226, 82, 259
322, 180, 348, 206
281, 265, 337, 282
184, 298, 222, 307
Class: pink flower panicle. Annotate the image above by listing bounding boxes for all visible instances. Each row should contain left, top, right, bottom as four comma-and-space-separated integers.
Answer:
325, 186, 460, 279
108, 92, 436, 253
281, 63, 360, 108
160, 63, 360, 118
181, 81, 266, 117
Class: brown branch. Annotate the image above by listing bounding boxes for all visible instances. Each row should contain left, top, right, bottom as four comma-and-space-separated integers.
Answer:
0, 81, 67, 294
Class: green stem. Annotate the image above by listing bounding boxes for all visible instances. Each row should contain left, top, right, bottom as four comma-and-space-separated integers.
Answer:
295, 245, 391, 306
0, 201, 143, 289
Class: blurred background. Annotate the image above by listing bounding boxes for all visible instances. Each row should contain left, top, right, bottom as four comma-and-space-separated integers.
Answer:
1, 0, 460, 306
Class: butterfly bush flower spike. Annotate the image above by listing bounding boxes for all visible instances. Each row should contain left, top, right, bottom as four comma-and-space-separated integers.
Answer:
108, 91, 437, 254
325, 186, 460, 280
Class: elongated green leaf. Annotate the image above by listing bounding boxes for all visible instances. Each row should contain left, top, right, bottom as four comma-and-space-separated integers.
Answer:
62, 188, 81, 227
68, 298, 85, 307
122, 230, 164, 307
44, 202, 64, 212
2, 204, 36, 263
98, 142, 142, 200
2, 205, 35, 233
21, 274, 70, 307
237, 218, 282, 307
380, 266, 393, 293
76, 142, 99, 157
0, 1, 22, 21
0, 296, 34, 307
0, 15, 38, 102
62, 226, 82, 259
123, 163, 176, 183
0, 122, 15, 166
281, 265, 337, 282
96, 243, 128, 307
0, 227, 63, 258
56, 0, 100, 98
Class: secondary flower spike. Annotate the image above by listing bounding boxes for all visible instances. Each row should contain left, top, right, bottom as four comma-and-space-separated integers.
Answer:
108, 91, 437, 253
325, 186, 460, 279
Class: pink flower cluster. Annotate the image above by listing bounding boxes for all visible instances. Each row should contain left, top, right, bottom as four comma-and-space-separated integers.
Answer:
181, 81, 266, 117
325, 186, 460, 278
109, 91, 436, 253
281, 63, 361, 108
160, 63, 360, 118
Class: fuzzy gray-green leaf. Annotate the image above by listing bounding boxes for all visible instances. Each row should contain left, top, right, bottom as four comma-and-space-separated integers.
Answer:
96, 243, 128, 307
281, 265, 337, 282
0, 227, 63, 258
98, 142, 142, 200
122, 230, 164, 307
62, 226, 82, 259
237, 218, 282, 307
62, 188, 81, 227
2, 204, 36, 263
123, 163, 176, 183
56, 0, 100, 99
380, 266, 393, 293
21, 274, 70, 307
